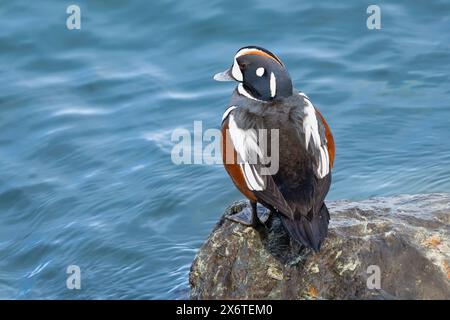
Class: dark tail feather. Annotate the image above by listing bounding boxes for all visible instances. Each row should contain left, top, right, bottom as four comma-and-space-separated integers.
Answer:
280, 204, 330, 252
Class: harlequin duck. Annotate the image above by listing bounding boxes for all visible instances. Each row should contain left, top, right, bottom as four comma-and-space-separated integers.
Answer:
214, 46, 335, 252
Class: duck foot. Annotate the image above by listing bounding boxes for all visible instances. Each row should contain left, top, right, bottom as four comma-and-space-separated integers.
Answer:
226, 202, 271, 226
255, 203, 271, 223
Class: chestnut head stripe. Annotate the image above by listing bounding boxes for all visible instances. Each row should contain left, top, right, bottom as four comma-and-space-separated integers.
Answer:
235, 48, 283, 66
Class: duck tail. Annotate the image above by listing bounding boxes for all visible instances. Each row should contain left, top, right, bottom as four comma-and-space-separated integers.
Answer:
280, 203, 330, 252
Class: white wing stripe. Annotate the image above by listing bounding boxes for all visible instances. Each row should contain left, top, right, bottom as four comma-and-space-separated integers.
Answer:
250, 163, 264, 186
228, 113, 266, 191
241, 163, 264, 191
322, 145, 330, 174
301, 93, 330, 178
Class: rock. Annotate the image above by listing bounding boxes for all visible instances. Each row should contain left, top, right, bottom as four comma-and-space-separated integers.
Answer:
189, 194, 450, 299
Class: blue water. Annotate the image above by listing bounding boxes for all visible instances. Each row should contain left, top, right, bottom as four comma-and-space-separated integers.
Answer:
0, 0, 449, 299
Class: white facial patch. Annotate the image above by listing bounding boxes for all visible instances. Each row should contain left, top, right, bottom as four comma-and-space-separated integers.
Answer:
232, 48, 270, 82
231, 60, 243, 82
256, 67, 265, 77
270, 72, 276, 98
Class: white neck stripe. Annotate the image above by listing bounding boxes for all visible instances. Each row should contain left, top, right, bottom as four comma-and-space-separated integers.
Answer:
237, 84, 264, 102
222, 105, 237, 122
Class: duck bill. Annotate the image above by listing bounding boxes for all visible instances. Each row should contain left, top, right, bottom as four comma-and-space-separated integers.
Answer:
213, 68, 234, 82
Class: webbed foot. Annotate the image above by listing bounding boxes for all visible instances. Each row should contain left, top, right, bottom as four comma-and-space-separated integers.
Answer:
226, 202, 271, 226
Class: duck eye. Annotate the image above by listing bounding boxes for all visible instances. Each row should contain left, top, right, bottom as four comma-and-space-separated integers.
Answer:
256, 67, 265, 77
240, 63, 249, 71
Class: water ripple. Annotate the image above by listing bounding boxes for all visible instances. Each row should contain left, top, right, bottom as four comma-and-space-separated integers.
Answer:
0, 0, 449, 299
